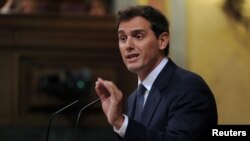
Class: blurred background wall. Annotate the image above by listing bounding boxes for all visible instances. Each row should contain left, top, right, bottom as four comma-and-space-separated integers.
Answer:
186, 0, 250, 124
0, 0, 250, 141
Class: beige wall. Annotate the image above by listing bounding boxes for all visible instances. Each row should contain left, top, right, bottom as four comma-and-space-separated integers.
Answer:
187, 0, 250, 124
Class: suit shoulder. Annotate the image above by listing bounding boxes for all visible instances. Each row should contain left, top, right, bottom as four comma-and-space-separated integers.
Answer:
168, 66, 216, 108
173, 66, 211, 90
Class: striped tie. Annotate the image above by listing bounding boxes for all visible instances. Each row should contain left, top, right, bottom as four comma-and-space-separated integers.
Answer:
134, 84, 146, 122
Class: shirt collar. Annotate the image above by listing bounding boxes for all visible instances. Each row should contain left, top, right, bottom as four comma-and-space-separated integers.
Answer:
138, 57, 168, 91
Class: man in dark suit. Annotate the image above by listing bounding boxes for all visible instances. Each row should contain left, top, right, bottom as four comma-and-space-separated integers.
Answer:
95, 5, 217, 141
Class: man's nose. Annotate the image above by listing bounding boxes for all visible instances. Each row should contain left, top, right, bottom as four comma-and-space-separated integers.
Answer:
125, 37, 135, 51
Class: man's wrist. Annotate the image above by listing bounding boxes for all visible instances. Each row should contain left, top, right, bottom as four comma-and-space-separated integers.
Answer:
113, 115, 125, 130
113, 115, 128, 138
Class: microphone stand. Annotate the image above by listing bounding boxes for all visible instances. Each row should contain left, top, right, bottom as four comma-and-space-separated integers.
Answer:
46, 99, 79, 141
73, 98, 101, 141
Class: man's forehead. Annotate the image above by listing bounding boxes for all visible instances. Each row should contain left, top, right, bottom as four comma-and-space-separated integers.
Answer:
118, 27, 145, 34
118, 17, 150, 34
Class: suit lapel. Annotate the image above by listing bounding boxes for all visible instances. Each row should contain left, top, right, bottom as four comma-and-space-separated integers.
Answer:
141, 59, 177, 126
127, 90, 137, 118
141, 87, 161, 126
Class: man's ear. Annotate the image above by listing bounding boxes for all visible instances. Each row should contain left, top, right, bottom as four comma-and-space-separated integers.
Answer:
158, 32, 169, 50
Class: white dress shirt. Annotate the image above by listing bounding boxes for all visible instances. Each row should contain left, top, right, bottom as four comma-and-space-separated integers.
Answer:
114, 57, 168, 137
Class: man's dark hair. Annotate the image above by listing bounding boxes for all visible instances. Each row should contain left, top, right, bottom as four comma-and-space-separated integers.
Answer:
116, 5, 170, 56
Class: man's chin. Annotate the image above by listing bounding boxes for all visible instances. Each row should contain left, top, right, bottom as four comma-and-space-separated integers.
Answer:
126, 65, 139, 73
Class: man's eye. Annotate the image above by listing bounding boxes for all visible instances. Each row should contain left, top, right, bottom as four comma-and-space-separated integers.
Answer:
119, 36, 127, 42
135, 34, 143, 39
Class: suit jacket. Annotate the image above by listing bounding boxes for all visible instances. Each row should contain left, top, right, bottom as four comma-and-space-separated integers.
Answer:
122, 59, 217, 141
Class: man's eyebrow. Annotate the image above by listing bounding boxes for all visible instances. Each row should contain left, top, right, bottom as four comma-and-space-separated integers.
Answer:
118, 29, 145, 35
118, 30, 125, 34
131, 29, 145, 34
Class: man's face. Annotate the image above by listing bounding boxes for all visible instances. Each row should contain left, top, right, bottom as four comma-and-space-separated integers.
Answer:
118, 16, 167, 79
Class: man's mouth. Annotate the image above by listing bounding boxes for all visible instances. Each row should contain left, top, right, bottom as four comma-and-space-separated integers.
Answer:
126, 53, 139, 62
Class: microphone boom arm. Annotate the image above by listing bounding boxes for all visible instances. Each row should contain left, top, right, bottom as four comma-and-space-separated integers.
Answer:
74, 98, 101, 141
46, 99, 79, 141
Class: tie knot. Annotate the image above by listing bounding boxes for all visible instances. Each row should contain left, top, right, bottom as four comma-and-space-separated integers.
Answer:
137, 84, 146, 96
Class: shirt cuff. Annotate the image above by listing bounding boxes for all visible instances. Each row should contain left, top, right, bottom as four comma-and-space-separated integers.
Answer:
113, 114, 128, 138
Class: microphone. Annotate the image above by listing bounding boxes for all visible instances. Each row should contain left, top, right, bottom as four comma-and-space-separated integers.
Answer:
45, 99, 80, 141
73, 98, 101, 141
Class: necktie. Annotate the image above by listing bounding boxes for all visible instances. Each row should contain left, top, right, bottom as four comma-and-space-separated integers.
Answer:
134, 84, 146, 122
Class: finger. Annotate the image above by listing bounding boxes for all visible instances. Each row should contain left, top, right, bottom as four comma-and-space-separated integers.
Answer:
97, 78, 123, 101
97, 78, 112, 93
101, 80, 122, 100
95, 80, 109, 99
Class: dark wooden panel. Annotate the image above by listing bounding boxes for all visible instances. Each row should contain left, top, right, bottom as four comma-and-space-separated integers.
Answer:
0, 15, 118, 49
17, 51, 125, 126
0, 15, 137, 127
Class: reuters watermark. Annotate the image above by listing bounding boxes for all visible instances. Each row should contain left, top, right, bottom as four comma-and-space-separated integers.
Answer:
212, 129, 247, 136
